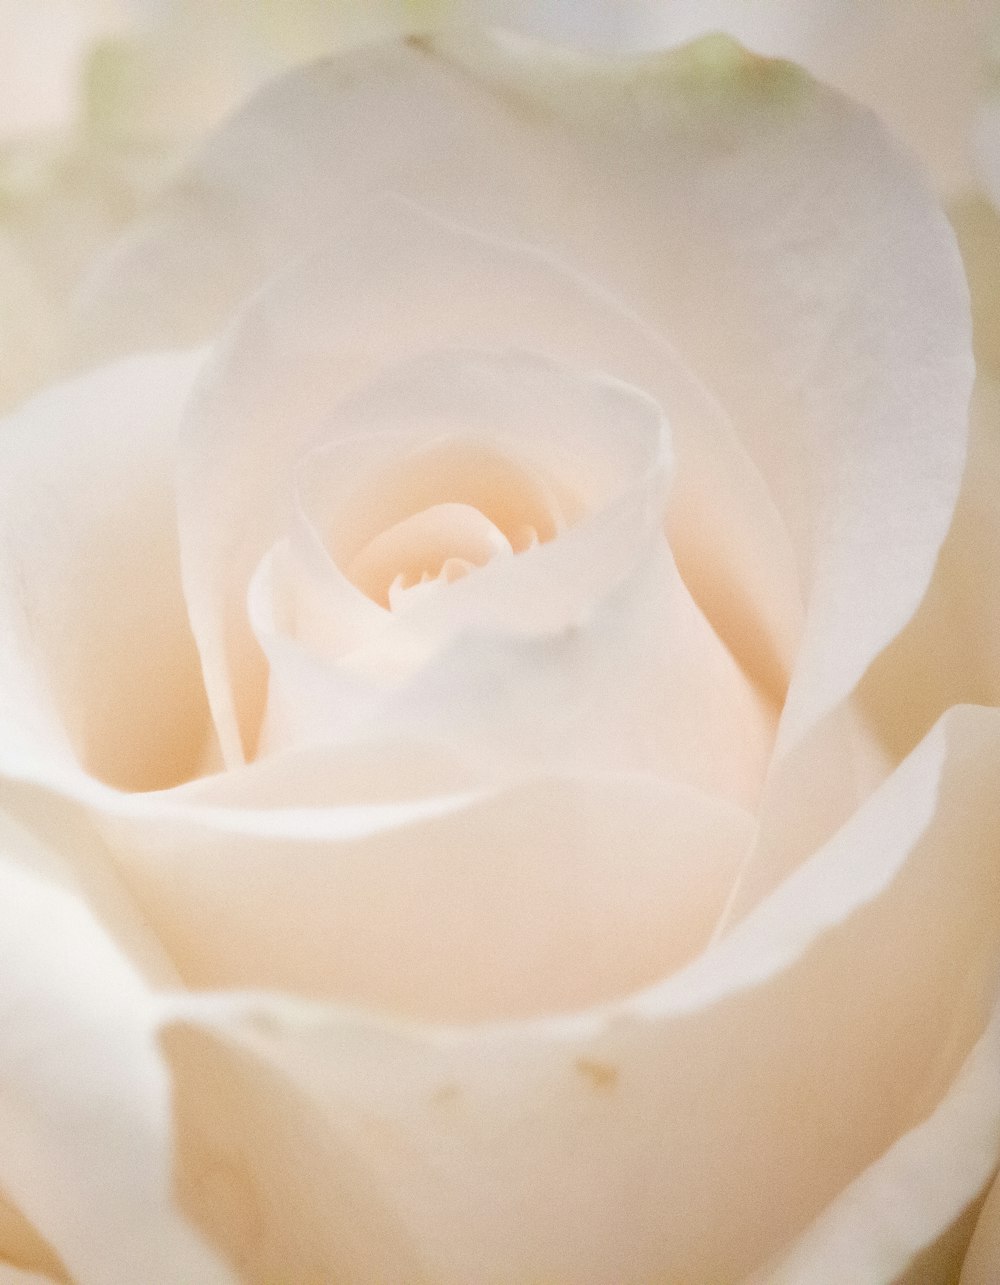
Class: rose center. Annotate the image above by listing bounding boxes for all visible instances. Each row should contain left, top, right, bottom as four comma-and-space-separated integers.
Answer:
347, 501, 519, 608
325, 436, 569, 611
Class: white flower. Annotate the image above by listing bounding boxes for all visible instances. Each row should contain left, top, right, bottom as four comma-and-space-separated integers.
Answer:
0, 22, 997, 1285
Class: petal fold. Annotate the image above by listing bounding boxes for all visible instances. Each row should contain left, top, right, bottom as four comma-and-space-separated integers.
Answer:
155, 705, 1000, 1282
75, 32, 971, 770
0, 819, 233, 1285
0, 351, 210, 791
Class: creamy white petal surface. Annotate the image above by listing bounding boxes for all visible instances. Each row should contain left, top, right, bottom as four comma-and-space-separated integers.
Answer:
755, 998, 1000, 1282
0, 23, 990, 1285
173, 197, 794, 771
151, 706, 1000, 1282
0, 351, 209, 789
98, 772, 754, 1020
247, 344, 774, 800
73, 36, 972, 771
856, 374, 1000, 770
0, 817, 233, 1285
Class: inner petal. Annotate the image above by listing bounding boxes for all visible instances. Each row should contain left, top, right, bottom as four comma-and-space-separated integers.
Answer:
248, 347, 680, 762
321, 433, 570, 579
347, 501, 513, 607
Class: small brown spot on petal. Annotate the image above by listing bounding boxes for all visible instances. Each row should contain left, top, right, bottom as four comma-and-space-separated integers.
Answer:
431, 1083, 461, 1107
575, 1059, 619, 1091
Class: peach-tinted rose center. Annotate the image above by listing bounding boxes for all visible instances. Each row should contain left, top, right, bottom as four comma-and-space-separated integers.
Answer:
347, 502, 514, 607
331, 437, 569, 609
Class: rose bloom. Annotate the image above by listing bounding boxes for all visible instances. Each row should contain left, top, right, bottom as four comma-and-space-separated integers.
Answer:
0, 20, 999, 1285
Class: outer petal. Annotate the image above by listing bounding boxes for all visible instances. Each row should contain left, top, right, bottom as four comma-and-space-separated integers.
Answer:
89, 770, 755, 1022
4, 693, 756, 1024
730, 367, 1000, 919
750, 1000, 1000, 1283
963, 1172, 1000, 1284
436, 32, 972, 764
73, 34, 972, 772
154, 705, 1000, 1282
856, 374, 1000, 763
0, 816, 233, 1285
0, 350, 211, 791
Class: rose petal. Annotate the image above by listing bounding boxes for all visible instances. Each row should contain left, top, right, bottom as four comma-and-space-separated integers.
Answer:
0, 351, 211, 791
963, 1171, 1000, 1284
741, 369, 998, 925
288, 347, 668, 643
438, 31, 971, 763
174, 198, 796, 764
856, 374, 1000, 761
78, 32, 970, 776
242, 345, 773, 799
0, 819, 234, 1285
95, 770, 753, 1021
170, 736, 483, 810
348, 503, 514, 606
731, 381, 997, 924
151, 704, 1000, 1282
255, 536, 775, 807
749, 1000, 1000, 1282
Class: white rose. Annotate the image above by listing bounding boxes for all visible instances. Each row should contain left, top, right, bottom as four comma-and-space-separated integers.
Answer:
0, 25, 998, 1285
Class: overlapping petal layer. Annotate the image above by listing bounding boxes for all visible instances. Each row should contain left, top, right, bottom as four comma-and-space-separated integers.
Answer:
0, 351, 209, 792
73, 37, 973, 877
0, 815, 233, 1285
95, 771, 753, 1020
756, 1001, 1000, 1282
172, 197, 794, 768
146, 705, 1000, 1283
